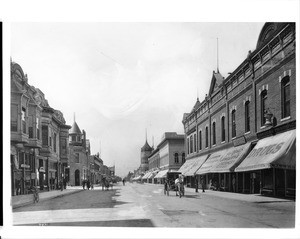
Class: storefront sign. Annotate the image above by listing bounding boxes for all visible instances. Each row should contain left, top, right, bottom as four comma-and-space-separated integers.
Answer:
21, 164, 30, 169
39, 167, 45, 172
247, 142, 284, 158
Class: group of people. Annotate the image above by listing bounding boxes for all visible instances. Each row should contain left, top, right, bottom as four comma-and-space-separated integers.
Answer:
82, 179, 93, 190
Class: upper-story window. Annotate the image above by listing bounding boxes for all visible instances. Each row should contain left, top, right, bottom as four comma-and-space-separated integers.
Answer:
205, 126, 208, 148
245, 101, 250, 132
22, 107, 26, 134
54, 133, 57, 153
174, 153, 179, 164
282, 76, 290, 118
36, 117, 40, 140
71, 135, 76, 142
212, 122, 216, 145
194, 134, 197, 152
261, 90, 268, 126
11, 105, 18, 132
182, 153, 185, 164
187, 137, 190, 155
75, 153, 80, 163
199, 130, 202, 150
231, 110, 236, 138
190, 135, 193, 154
28, 116, 33, 139
42, 125, 48, 146
221, 116, 225, 142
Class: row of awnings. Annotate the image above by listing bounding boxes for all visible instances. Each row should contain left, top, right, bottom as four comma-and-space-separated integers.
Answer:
178, 130, 296, 176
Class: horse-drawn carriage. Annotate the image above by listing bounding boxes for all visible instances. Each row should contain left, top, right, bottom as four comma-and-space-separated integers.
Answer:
165, 171, 184, 197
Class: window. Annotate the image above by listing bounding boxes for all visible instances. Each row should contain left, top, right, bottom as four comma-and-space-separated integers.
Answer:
54, 133, 57, 152
174, 153, 179, 164
282, 77, 290, 118
182, 153, 185, 164
199, 130, 202, 150
245, 101, 250, 132
221, 116, 225, 142
232, 110, 236, 138
212, 122, 216, 145
22, 107, 26, 134
187, 138, 190, 154
75, 153, 80, 163
61, 138, 67, 155
28, 116, 33, 138
42, 125, 48, 146
205, 127, 208, 148
190, 135, 193, 153
11, 104, 18, 131
36, 117, 40, 140
71, 135, 76, 142
194, 134, 197, 152
261, 90, 268, 125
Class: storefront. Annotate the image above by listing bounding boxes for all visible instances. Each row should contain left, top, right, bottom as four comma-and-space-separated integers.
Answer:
235, 130, 296, 197
179, 155, 208, 188
195, 149, 228, 190
154, 169, 169, 184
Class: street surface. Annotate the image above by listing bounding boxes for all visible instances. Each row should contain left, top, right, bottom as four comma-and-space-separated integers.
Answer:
13, 182, 295, 227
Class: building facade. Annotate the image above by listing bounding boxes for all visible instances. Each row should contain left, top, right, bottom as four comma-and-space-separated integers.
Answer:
68, 120, 90, 186
182, 22, 296, 197
11, 61, 70, 195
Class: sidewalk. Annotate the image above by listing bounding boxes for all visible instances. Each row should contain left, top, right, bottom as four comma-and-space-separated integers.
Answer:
143, 182, 294, 203
11, 186, 82, 209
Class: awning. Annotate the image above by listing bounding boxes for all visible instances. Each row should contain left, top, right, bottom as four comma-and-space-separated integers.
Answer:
154, 169, 168, 178
195, 149, 229, 175
211, 142, 252, 173
184, 155, 208, 176
235, 130, 296, 172
142, 172, 151, 179
178, 158, 198, 175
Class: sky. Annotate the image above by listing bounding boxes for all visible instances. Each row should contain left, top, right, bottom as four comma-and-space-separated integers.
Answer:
11, 22, 265, 177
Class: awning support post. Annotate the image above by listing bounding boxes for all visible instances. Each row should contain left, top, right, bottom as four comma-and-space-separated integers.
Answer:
273, 168, 276, 197
284, 169, 287, 197
242, 173, 245, 193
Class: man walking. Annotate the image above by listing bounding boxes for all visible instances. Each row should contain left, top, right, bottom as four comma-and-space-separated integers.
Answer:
201, 176, 205, 192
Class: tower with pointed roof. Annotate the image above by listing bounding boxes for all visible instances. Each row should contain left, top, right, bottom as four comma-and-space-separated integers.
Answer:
140, 130, 153, 173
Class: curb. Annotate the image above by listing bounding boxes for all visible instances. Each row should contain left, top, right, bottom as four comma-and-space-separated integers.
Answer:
12, 189, 83, 209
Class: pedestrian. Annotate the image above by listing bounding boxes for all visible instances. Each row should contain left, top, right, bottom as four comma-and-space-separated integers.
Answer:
82, 180, 86, 190
102, 177, 106, 191
195, 177, 198, 193
87, 180, 91, 190
164, 179, 169, 196
60, 180, 63, 191
91, 182, 94, 190
232, 176, 236, 193
201, 176, 205, 192
175, 176, 180, 196
122, 178, 125, 186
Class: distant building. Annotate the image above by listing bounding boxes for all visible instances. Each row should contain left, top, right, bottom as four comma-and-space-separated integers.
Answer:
140, 139, 153, 173
68, 119, 90, 186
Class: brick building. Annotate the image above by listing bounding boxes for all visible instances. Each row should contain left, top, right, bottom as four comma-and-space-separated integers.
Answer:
182, 22, 296, 197
11, 61, 71, 195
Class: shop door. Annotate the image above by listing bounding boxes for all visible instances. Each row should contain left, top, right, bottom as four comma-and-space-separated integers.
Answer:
75, 170, 80, 186
250, 172, 261, 194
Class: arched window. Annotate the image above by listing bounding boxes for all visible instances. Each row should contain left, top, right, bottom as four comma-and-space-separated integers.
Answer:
232, 110, 236, 138
245, 101, 250, 132
261, 90, 268, 126
174, 153, 179, 164
282, 76, 290, 118
194, 134, 197, 152
182, 153, 185, 164
205, 126, 208, 148
221, 116, 225, 142
212, 122, 216, 145
190, 135, 193, 153
199, 130, 202, 150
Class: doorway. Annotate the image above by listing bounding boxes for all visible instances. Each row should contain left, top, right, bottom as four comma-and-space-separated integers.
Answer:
75, 169, 80, 186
